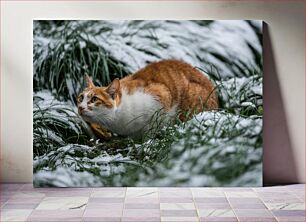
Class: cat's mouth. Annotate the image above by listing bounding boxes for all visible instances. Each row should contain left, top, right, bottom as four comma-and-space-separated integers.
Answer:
79, 110, 90, 116
78, 109, 91, 119
78, 106, 90, 115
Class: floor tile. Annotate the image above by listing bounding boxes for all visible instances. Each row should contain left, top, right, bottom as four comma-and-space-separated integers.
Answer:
126, 188, 158, 198
91, 189, 125, 198
257, 192, 300, 203
276, 217, 306, 222
160, 197, 194, 203
29, 209, 84, 218
125, 203, 160, 209
237, 218, 277, 222
161, 217, 199, 222
271, 209, 305, 217
230, 202, 266, 209
265, 202, 305, 210
83, 208, 123, 217
196, 203, 231, 209
198, 209, 235, 217
7, 197, 44, 204
89, 197, 124, 203
195, 197, 228, 203
125, 197, 159, 203
223, 188, 253, 192
281, 184, 305, 191
1, 191, 15, 197
36, 196, 88, 210
160, 203, 196, 210
83, 217, 121, 222
192, 188, 225, 197
123, 217, 161, 222
1, 183, 306, 222
26, 216, 83, 221
1, 196, 10, 206
10, 191, 45, 199
0, 184, 24, 191
200, 217, 238, 222
0, 209, 32, 221
161, 209, 198, 217
2, 203, 39, 209
261, 198, 302, 204
122, 209, 160, 217
44, 191, 91, 197
234, 209, 274, 218
253, 186, 289, 193
159, 188, 192, 197
292, 191, 305, 200
20, 184, 36, 191
256, 192, 291, 197
86, 202, 123, 209
228, 198, 262, 204
225, 191, 258, 198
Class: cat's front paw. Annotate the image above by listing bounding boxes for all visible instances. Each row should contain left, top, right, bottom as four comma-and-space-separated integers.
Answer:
89, 123, 112, 141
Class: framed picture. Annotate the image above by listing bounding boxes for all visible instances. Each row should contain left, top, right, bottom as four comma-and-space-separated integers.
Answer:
33, 20, 263, 187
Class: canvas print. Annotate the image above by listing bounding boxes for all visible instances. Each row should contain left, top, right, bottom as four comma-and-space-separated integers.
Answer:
33, 20, 263, 187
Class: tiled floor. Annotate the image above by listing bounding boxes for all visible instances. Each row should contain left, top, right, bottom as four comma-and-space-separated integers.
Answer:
0, 184, 304, 222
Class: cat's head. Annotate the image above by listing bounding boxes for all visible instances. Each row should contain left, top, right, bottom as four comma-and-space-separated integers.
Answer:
77, 75, 121, 124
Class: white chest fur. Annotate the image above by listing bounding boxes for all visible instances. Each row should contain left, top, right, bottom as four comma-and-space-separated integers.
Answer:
104, 88, 163, 138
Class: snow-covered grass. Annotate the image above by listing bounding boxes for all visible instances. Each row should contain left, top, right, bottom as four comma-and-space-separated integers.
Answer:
33, 20, 262, 187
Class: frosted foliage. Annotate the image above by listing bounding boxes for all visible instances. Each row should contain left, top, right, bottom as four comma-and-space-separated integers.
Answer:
34, 20, 261, 79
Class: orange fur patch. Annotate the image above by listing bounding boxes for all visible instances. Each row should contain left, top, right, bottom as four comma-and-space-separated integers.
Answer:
119, 59, 219, 119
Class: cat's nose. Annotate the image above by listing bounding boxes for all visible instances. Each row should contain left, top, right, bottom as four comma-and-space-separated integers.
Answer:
78, 106, 85, 114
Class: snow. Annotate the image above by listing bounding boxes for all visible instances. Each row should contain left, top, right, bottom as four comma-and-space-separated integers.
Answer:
134, 110, 262, 186
35, 20, 262, 79
34, 167, 104, 187
34, 143, 136, 186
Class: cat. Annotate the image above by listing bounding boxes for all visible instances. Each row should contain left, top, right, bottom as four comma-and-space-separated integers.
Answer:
77, 60, 218, 140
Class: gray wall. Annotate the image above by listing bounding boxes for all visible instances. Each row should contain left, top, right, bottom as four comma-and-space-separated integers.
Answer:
1, 1, 305, 184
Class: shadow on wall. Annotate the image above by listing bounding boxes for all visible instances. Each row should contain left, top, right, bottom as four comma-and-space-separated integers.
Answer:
263, 22, 298, 185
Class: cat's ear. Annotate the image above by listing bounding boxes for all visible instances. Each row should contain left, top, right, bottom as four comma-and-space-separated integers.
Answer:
106, 78, 120, 100
85, 74, 95, 88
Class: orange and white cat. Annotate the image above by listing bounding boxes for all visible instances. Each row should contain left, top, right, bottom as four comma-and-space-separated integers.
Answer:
77, 60, 218, 139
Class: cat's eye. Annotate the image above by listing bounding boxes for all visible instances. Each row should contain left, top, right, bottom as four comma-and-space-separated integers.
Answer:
90, 96, 97, 103
78, 95, 84, 102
